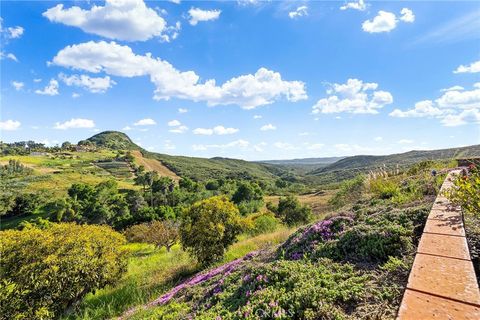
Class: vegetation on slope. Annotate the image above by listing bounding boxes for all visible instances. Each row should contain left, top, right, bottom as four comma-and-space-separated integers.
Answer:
313, 145, 480, 174
85, 131, 141, 151
121, 165, 445, 319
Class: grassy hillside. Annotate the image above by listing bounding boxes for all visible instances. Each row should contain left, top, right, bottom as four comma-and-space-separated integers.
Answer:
86, 131, 141, 150
259, 156, 344, 166
146, 152, 286, 182
0, 150, 136, 196
83, 131, 289, 183
308, 144, 480, 184
312, 145, 480, 174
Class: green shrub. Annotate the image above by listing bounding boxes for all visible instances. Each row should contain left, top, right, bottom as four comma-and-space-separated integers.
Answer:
368, 177, 400, 199
271, 195, 312, 226
0, 223, 127, 319
329, 175, 365, 208
446, 166, 480, 217
330, 223, 413, 262
237, 199, 264, 215
178, 259, 368, 319
180, 196, 243, 265
249, 212, 279, 235
280, 204, 428, 263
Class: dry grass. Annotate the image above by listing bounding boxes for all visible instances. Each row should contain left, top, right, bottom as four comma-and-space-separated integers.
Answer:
265, 190, 334, 217
131, 151, 180, 181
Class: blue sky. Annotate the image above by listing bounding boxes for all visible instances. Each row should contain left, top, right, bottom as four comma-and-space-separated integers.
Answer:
1, 0, 479, 160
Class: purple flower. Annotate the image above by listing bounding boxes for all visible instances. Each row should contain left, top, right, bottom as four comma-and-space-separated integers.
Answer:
269, 300, 278, 308
290, 252, 303, 260
149, 251, 259, 306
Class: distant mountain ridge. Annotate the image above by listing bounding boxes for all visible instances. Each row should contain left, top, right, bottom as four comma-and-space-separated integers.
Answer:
310, 145, 480, 176
259, 157, 344, 165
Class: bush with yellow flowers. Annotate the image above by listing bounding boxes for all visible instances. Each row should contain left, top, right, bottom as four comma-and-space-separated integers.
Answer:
0, 223, 127, 319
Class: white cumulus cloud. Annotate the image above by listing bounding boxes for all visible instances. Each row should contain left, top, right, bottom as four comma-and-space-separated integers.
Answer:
288, 6, 308, 19
35, 79, 59, 96
390, 100, 444, 118
0, 52, 18, 62
193, 125, 239, 135
51, 41, 307, 109
340, 0, 367, 11
362, 11, 397, 33
362, 8, 414, 33
390, 83, 480, 126
178, 108, 188, 113
0, 119, 21, 131
260, 124, 276, 131
399, 8, 415, 23
134, 118, 156, 126
454, 60, 480, 74
43, 0, 176, 42
169, 125, 188, 134
54, 118, 95, 130
11, 81, 24, 91
59, 73, 116, 93
312, 78, 393, 114
7, 26, 24, 38
188, 7, 221, 26
440, 85, 464, 92
168, 119, 181, 126
441, 109, 480, 127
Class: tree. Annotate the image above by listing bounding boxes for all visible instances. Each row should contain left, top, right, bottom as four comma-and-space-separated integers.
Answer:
270, 195, 312, 227
180, 196, 243, 265
231, 182, 263, 204
49, 198, 76, 222
125, 190, 148, 216
179, 177, 199, 192
65, 181, 131, 228
152, 177, 175, 194
61, 141, 73, 150
134, 173, 147, 193
124, 220, 179, 252
8, 193, 42, 217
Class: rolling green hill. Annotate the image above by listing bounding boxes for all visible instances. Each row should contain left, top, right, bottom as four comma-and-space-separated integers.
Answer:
85, 131, 141, 150
312, 145, 480, 174
84, 131, 288, 182
146, 152, 286, 182
307, 144, 480, 184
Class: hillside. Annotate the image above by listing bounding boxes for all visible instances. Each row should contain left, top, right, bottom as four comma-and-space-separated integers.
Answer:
147, 152, 285, 182
84, 131, 289, 182
259, 156, 344, 166
85, 131, 141, 150
130, 150, 180, 181
309, 144, 480, 183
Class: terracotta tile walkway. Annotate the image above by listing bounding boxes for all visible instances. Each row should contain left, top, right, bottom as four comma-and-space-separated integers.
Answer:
397, 170, 480, 319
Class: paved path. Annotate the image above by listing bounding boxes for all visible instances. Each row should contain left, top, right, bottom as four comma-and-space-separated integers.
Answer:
397, 170, 480, 319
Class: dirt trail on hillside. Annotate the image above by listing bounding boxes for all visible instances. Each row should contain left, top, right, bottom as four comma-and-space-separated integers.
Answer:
131, 150, 180, 181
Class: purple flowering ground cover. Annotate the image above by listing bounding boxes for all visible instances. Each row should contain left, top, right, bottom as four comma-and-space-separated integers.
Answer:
128, 200, 431, 320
